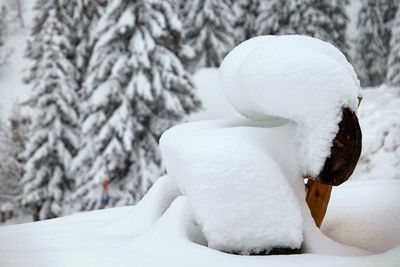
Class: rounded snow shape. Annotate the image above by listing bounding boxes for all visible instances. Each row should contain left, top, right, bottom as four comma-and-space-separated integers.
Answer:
219, 35, 361, 177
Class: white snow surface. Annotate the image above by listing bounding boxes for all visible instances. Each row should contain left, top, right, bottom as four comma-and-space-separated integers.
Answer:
160, 119, 304, 253
352, 85, 400, 181
322, 180, 400, 253
0, 177, 399, 266
220, 35, 361, 177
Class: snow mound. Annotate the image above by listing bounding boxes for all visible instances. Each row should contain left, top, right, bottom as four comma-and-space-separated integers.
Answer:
160, 119, 303, 253
219, 35, 361, 177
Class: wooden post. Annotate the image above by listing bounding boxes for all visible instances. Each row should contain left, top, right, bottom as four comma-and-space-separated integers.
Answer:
306, 179, 332, 227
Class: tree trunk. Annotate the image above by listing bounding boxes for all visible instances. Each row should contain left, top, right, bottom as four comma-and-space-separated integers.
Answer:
32, 204, 40, 221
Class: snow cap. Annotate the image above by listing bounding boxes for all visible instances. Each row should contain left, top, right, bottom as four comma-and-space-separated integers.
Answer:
219, 35, 361, 177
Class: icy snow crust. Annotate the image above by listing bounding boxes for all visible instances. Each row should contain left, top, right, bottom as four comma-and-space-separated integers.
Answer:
220, 35, 361, 177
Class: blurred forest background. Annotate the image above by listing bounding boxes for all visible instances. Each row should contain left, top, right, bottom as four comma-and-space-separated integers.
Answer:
0, 0, 399, 224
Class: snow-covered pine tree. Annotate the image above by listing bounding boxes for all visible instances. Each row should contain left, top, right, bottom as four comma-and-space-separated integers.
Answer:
255, 0, 349, 55
0, 5, 5, 45
354, 0, 398, 87
354, 0, 387, 87
181, 0, 236, 72
66, 0, 107, 93
321, 0, 349, 54
233, 0, 261, 44
0, 5, 8, 66
71, 0, 200, 211
22, 1, 79, 220
0, 118, 22, 220
8, 103, 30, 161
387, 7, 400, 87
379, 0, 398, 52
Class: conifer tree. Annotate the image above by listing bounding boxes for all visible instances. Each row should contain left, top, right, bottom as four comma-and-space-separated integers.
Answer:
233, 0, 261, 43
182, 0, 236, 72
0, 118, 22, 217
71, 0, 200, 211
379, 0, 398, 50
67, 0, 107, 92
9, 103, 30, 163
387, 7, 400, 87
0, 5, 8, 66
354, 0, 398, 87
255, 0, 349, 54
22, 1, 79, 220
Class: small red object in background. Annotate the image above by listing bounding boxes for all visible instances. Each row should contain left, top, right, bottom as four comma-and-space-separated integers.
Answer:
102, 177, 109, 194
101, 177, 110, 208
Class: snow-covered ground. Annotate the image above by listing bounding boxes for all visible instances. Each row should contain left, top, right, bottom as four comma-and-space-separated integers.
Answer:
0, 177, 399, 266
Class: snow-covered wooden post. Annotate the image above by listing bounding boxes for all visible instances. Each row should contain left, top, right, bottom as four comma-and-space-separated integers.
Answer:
306, 108, 362, 227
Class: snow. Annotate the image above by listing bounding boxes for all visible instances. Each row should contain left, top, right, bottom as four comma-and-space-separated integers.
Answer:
159, 36, 399, 257
0, 202, 13, 212
188, 68, 240, 121
0, 4, 398, 263
352, 86, 400, 181
0, 0, 35, 120
0, 60, 398, 266
322, 180, 400, 253
0, 26, 30, 119
190, 69, 400, 184
0, 177, 399, 266
160, 117, 374, 256
158, 35, 365, 254
160, 119, 303, 253
220, 35, 361, 177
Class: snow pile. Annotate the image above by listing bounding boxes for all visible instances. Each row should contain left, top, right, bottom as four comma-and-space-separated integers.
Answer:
352, 86, 400, 181
160, 119, 303, 253
220, 35, 361, 177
